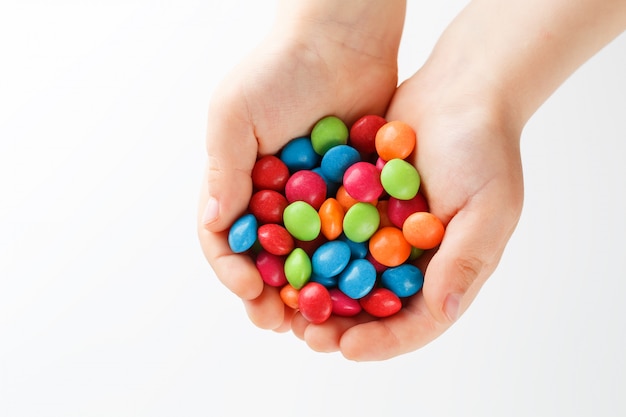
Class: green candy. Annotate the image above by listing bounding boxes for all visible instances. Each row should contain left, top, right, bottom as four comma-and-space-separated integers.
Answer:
310, 115, 349, 156
380, 158, 421, 200
285, 248, 311, 289
283, 201, 321, 241
343, 202, 380, 243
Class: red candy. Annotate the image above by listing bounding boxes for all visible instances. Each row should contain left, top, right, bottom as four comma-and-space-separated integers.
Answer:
298, 282, 333, 324
252, 155, 290, 192
359, 288, 402, 317
249, 189, 288, 224
285, 170, 327, 210
349, 114, 387, 155
256, 250, 288, 287
257, 224, 294, 256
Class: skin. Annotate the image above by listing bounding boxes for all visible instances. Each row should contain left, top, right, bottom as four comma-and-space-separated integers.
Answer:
199, 0, 626, 360
198, 0, 406, 331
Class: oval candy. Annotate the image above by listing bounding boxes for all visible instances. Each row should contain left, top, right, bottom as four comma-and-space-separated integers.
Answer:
338, 259, 377, 299
298, 282, 333, 324
280, 137, 320, 172
284, 248, 312, 290
251, 155, 290, 192
381, 264, 424, 298
257, 223, 294, 256
359, 288, 402, 317
311, 240, 351, 278
320, 144, 361, 183
343, 202, 380, 243
368, 226, 411, 267
283, 201, 321, 242
311, 116, 349, 156
343, 161, 383, 203
248, 189, 288, 225
255, 250, 288, 287
380, 158, 420, 200
227, 213, 258, 253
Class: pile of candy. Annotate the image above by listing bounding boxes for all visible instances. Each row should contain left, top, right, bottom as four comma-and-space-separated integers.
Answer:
228, 115, 444, 324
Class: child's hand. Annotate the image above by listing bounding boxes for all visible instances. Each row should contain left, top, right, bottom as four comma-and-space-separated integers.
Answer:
198, 1, 405, 331
291, 65, 525, 360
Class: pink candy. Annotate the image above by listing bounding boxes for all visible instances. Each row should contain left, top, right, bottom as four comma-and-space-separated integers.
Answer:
342, 161, 384, 203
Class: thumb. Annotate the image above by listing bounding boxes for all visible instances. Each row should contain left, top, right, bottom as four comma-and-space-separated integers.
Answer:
200, 105, 258, 233
421, 193, 520, 325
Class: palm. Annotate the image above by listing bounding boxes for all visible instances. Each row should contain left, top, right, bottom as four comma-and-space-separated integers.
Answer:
199, 34, 398, 330
293, 74, 525, 360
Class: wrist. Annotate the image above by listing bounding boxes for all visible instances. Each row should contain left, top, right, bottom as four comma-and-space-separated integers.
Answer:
419, 0, 626, 128
272, 0, 406, 64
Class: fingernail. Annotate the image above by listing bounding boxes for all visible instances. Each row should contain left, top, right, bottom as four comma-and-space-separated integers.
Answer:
444, 293, 462, 322
202, 197, 219, 224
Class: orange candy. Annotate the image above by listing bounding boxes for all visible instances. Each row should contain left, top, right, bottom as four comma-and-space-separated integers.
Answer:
402, 211, 445, 250
319, 198, 344, 240
279, 284, 300, 310
368, 226, 412, 267
375, 120, 416, 161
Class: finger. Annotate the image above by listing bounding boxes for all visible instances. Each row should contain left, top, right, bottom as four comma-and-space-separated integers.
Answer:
422, 182, 521, 325
200, 88, 258, 233
337, 295, 443, 361
242, 285, 287, 330
198, 176, 264, 300
335, 183, 522, 361
274, 306, 297, 333
303, 312, 377, 354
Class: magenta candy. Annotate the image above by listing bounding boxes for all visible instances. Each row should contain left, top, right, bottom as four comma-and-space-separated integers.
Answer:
251, 155, 290, 192
249, 189, 288, 224
257, 224, 294, 256
387, 192, 429, 228
329, 288, 362, 317
298, 282, 333, 324
255, 250, 288, 287
342, 161, 383, 203
359, 288, 402, 317
285, 170, 327, 210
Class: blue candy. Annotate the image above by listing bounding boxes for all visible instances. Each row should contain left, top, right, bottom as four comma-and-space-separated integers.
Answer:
320, 144, 361, 183
311, 240, 351, 278
380, 264, 424, 297
338, 259, 377, 299
338, 234, 368, 259
280, 137, 320, 172
228, 213, 258, 253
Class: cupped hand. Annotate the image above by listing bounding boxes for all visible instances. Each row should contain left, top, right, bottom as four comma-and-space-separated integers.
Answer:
198, 18, 401, 332
292, 65, 525, 360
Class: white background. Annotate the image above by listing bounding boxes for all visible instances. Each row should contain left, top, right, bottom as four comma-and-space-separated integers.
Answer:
1, 1, 625, 416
